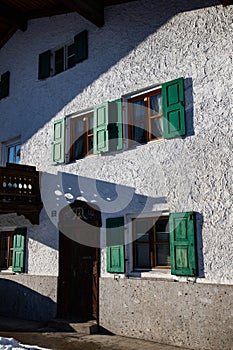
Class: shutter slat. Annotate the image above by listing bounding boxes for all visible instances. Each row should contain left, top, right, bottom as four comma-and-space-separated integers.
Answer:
94, 102, 109, 154
106, 217, 125, 273
52, 118, 65, 164
74, 30, 88, 63
0, 71, 10, 99
12, 228, 26, 273
169, 212, 197, 276
94, 99, 123, 154
38, 50, 51, 79
162, 77, 186, 139
111, 99, 123, 151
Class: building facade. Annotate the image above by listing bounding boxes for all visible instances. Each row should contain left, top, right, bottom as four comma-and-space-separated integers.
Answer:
0, 1, 232, 349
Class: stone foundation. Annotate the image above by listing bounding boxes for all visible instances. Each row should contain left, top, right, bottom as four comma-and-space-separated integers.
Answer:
99, 277, 233, 350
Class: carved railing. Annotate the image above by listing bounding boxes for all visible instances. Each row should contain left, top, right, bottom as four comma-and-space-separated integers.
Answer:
0, 163, 43, 224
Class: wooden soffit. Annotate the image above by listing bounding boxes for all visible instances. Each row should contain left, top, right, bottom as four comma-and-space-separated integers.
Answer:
0, 0, 136, 49
0, 0, 231, 49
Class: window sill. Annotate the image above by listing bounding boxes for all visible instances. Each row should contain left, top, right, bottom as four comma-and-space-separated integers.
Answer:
128, 269, 176, 281
127, 138, 164, 151
0, 268, 14, 275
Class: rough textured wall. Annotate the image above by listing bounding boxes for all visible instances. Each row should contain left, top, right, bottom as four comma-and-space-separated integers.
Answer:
0, 0, 232, 283
100, 277, 233, 350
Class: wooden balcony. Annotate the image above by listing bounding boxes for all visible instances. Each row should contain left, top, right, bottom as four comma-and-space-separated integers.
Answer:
0, 163, 43, 224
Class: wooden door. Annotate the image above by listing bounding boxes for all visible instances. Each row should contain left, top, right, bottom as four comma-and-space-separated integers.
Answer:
58, 232, 99, 320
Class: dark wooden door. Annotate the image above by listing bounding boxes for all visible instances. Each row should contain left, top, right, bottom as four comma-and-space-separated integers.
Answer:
58, 232, 99, 320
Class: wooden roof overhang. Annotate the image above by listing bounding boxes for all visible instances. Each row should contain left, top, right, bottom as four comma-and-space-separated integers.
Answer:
0, 0, 137, 49
0, 0, 232, 49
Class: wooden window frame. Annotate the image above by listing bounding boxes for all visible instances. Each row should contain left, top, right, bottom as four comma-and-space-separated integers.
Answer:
0, 231, 13, 269
52, 42, 75, 76
7, 143, 21, 164
70, 111, 94, 161
133, 216, 170, 269
128, 88, 163, 145
1, 136, 21, 166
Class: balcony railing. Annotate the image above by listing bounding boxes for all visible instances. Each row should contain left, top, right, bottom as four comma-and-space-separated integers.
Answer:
0, 163, 43, 224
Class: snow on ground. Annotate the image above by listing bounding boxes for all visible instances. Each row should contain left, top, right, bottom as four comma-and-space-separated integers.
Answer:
0, 337, 50, 350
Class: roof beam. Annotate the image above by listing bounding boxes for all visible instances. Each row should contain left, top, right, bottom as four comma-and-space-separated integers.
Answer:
220, 0, 233, 5
61, 0, 104, 27
0, 2, 27, 32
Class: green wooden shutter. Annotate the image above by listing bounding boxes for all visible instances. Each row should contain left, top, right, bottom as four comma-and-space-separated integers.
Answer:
12, 228, 26, 273
169, 212, 197, 276
162, 77, 186, 139
106, 217, 125, 273
108, 98, 123, 151
93, 102, 109, 154
94, 99, 123, 154
0, 71, 10, 99
38, 50, 51, 79
52, 118, 65, 164
74, 30, 88, 63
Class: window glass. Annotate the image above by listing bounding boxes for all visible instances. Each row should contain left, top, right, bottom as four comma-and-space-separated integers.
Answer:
0, 232, 13, 269
88, 116, 94, 134
15, 145, 21, 164
135, 244, 150, 267
7, 144, 21, 164
156, 244, 170, 266
67, 43, 75, 69
150, 93, 162, 115
55, 47, 64, 74
129, 88, 163, 144
88, 136, 94, 154
133, 99, 145, 121
133, 216, 170, 269
70, 112, 94, 161
7, 146, 15, 163
151, 117, 163, 139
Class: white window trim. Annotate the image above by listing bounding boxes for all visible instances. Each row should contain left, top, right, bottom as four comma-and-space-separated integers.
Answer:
65, 108, 94, 163
124, 210, 173, 278
0, 136, 21, 166
51, 40, 75, 76
122, 84, 162, 150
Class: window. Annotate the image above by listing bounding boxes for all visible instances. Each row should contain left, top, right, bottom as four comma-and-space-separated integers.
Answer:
51, 78, 186, 164
0, 71, 10, 100
70, 111, 94, 160
38, 30, 88, 80
7, 143, 21, 164
133, 216, 170, 269
1, 137, 21, 166
53, 43, 75, 75
0, 231, 13, 269
106, 217, 125, 273
0, 228, 26, 273
128, 88, 163, 144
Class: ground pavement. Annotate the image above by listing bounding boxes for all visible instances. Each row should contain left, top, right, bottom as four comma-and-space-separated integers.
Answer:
0, 316, 195, 350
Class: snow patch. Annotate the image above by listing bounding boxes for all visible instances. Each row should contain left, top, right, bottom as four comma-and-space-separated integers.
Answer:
0, 337, 50, 350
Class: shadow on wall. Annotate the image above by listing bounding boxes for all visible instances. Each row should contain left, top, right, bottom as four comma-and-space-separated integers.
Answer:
0, 279, 56, 322
1, 0, 219, 144
39, 170, 168, 249
40, 171, 205, 278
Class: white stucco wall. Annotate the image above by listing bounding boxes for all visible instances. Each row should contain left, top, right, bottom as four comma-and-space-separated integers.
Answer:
0, 0, 232, 282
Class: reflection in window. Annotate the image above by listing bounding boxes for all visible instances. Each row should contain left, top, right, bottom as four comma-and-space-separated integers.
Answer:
129, 88, 163, 144
70, 112, 94, 160
0, 232, 13, 269
133, 216, 170, 269
7, 144, 21, 164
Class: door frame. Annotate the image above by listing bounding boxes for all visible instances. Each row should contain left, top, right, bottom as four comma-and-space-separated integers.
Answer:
57, 200, 101, 321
